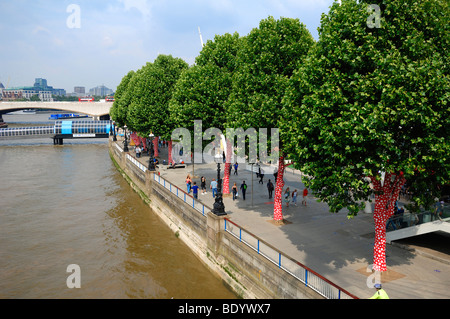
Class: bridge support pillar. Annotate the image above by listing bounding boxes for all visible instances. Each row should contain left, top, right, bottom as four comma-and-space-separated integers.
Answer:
53, 137, 64, 145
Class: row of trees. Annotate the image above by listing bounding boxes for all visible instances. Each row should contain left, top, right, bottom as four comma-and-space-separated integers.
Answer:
111, 0, 449, 273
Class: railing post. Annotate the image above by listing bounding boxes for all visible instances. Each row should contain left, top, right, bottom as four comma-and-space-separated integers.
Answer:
305, 269, 308, 287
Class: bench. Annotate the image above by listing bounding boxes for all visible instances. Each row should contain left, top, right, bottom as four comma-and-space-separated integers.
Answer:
167, 164, 186, 169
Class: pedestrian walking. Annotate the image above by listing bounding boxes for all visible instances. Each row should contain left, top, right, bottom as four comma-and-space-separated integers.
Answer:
210, 178, 218, 198
292, 189, 298, 206
369, 284, 389, 299
258, 168, 264, 184
233, 162, 238, 175
192, 181, 199, 199
135, 145, 141, 158
284, 187, 290, 207
232, 182, 238, 201
302, 188, 308, 206
240, 181, 247, 200
186, 174, 192, 194
267, 180, 274, 199
200, 176, 207, 195
434, 199, 445, 220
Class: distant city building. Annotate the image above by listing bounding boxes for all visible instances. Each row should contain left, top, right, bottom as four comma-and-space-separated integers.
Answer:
52, 88, 66, 96
74, 86, 85, 94
34, 78, 51, 91
89, 85, 113, 97
2, 87, 52, 101
1, 78, 64, 101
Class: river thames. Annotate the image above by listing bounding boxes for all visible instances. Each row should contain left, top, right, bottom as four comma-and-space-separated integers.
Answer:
0, 112, 236, 299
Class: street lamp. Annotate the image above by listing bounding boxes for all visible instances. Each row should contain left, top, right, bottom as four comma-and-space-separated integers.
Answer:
251, 162, 254, 207
212, 153, 227, 216
148, 132, 156, 171
123, 125, 129, 152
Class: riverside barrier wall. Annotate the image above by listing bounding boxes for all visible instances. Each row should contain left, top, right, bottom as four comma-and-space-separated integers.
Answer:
109, 138, 357, 299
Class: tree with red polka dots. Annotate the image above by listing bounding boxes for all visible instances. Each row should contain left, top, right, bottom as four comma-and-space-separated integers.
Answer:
281, 0, 449, 272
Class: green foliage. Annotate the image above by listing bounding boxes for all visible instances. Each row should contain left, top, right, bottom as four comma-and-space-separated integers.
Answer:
169, 33, 241, 142
126, 55, 188, 138
51, 95, 79, 102
226, 16, 315, 132
110, 70, 135, 127
281, 0, 450, 215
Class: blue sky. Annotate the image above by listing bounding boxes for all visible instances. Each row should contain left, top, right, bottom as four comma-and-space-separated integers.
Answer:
0, 0, 337, 93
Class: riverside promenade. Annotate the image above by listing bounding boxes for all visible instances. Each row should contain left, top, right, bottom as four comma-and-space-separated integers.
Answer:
126, 140, 450, 299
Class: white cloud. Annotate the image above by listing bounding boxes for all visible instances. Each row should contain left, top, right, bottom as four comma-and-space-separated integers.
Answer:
32, 25, 50, 35
118, 0, 152, 18
102, 36, 114, 47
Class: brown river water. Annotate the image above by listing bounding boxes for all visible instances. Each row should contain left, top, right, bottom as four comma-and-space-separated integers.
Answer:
0, 112, 236, 299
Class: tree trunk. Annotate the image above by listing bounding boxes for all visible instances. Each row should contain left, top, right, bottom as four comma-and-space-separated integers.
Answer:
370, 172, 406, 272
273, 155, 291, 221
153, 136, 159, 157
168, 140, 173, 165
222, 139, 232, 195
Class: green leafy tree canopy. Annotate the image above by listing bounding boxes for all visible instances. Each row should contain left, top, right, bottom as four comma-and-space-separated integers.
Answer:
281, 0, 450, 215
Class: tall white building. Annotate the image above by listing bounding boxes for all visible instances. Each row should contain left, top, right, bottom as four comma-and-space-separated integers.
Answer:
89, 85, 113, 97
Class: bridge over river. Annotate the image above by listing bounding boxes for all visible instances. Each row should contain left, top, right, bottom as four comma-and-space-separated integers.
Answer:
0, 101, 112, 120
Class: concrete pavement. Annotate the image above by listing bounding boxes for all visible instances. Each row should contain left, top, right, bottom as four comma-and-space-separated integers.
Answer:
130, 142, 450, 299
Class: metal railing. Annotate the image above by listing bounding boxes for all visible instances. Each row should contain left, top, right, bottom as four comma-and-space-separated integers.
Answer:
126, 154, 148, 173
0, 126, 54, 137
0, 120, 112, 138
386, 206, 450, 232
152, 173, 210, 217
223, 218, 358, 299
121, 144, 357, 299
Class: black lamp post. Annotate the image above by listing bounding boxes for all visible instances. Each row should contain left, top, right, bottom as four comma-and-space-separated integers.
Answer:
123, 125, 129, 152
148, 132, 156, 171
212, 153, 227, 216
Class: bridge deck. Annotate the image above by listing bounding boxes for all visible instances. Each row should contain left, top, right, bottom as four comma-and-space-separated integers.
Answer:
0, 101, 112, 118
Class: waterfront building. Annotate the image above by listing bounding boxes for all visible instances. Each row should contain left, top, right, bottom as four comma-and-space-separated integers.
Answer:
89, 85, 113, 97
74, 86, 85, 95
1, 77, 64, 101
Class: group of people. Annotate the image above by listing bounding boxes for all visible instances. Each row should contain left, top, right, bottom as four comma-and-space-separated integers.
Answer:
184, 172, 310, 208
231, 181, 248, 200
280, 186, 309, 207
185, 174, 221, 199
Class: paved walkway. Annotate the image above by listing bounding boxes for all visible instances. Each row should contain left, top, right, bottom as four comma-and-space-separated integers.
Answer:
127, 141, 450, 299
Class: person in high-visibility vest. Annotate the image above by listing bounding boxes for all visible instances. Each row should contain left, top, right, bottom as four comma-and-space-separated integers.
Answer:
370, 283, 389, 299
